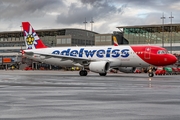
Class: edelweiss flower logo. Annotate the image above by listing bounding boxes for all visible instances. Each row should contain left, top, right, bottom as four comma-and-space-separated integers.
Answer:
26, 34, 34, 46
24, 25, 39, 49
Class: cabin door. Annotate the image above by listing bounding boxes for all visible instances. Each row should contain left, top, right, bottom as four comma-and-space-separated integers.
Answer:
144, 47, 151, 59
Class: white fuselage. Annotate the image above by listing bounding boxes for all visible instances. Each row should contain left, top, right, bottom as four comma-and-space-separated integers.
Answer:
24, 46, 150, 68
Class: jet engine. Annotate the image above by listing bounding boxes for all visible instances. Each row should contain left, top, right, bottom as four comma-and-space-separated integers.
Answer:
118, 67, 136, 73
89, 61, 110, 73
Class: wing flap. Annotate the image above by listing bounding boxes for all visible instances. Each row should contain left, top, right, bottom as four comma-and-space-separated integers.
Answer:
24, 51, 34, 56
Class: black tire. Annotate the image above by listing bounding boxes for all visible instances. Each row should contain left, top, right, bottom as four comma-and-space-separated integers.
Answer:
79, 70, 83, 76
83, 70, 88, 76
144, 69, 148, 73
79, 70, 88, 76
148, 72, 154, 77
99, 73, 107, 76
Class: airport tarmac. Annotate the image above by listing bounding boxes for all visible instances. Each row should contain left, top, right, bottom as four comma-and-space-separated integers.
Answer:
0, 70, 180, 120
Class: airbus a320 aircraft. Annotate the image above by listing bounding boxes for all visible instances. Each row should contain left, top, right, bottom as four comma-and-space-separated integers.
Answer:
22, 22, 177, 77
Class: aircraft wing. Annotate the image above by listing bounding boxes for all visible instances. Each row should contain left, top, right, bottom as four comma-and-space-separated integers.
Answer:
24, 51, 106, 65
24, 51, 34, 56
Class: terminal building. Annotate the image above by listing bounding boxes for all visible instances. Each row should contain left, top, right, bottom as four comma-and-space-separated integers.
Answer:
0, 28, 98, 69
117, 24, 180, 53
0, 28, 126, 69
0, 23, 180, 69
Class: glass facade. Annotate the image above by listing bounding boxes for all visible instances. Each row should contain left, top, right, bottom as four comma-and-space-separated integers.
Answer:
117, 24, 180, 53
95, 32, 129, 46
95, 34, 112, 46
0, 28, 97, 47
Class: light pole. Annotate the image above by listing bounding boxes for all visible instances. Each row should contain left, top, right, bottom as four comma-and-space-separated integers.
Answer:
20, 26, 24, 64
20, 26, 22, 39
90, 17, 94, 31
83, 18, 87, 30
169, 12, 174, 54
161, 12, 165, 47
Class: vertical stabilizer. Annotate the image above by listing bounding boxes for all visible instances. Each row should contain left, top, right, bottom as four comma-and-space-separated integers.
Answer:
113, 36, 119, 46
22, 22, 47, 49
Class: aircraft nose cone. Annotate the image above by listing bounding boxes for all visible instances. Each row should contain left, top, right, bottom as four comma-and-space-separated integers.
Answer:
170, 55, 178, 64
173, 56, 178, 63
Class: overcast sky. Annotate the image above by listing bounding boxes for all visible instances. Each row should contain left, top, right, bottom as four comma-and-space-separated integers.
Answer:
0, 0, 180, 33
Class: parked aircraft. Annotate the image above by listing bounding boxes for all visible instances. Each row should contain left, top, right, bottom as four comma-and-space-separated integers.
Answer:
22, 22, 177, 77
113, 36, 119, 46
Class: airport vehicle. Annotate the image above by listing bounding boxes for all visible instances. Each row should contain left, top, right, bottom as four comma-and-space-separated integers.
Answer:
155, 67, 166, 75
177, 66, 180, 73
164, 67, 173, 75
172, 67, 179, 75
22, 22, 177, 77
134, 68, 141, 73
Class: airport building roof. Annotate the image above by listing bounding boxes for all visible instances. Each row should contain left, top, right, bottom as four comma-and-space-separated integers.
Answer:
117, 23, 180, 33
117, 23, 180, 29
0, 28, 98, 34
0, 28, 98, 37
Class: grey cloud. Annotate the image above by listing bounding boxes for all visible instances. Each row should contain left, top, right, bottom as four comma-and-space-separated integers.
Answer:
105, 0, 180, 25
113, 0, 179, 5
80, 0, 101, 5
56, 0, 126, 25
0, 0, 64, 20
0, 0, 180, 33
113, 0, 180, 11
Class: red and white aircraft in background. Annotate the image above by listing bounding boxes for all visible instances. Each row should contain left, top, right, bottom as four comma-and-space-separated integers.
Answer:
113, 36, 119, 46
22, 22, 177, 77
112, 35, 137, 73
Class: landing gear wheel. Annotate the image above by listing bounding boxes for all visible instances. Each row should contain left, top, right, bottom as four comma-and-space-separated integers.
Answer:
99, 73, 107, 76
79, 70, 88, 76
148, 72, 154, 77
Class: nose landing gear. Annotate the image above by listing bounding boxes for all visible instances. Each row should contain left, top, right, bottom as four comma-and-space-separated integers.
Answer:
148, 69, 154, 77
148, 72, 154, 77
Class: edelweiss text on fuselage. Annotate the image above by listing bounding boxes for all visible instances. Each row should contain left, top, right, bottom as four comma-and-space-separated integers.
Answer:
52, 48, 130, 58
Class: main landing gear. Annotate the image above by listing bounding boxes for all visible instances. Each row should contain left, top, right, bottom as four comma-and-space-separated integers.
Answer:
79, 70, 88, 76
99, 73, 107, 76
79, 69, 107, 76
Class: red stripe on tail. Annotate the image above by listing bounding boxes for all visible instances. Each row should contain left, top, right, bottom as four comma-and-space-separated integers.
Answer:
22, 22, 47, 49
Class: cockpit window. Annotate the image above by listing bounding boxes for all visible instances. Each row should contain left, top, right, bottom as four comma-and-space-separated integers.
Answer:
157, 50, 167, 54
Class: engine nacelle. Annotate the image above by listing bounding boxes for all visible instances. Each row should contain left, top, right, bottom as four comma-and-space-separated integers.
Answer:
118, 67, 136, 73
89, 61, 110, 73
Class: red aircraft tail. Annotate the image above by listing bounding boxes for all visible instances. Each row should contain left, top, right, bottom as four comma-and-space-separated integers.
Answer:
22, 22, 47, 49
113, 36, 119, 46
